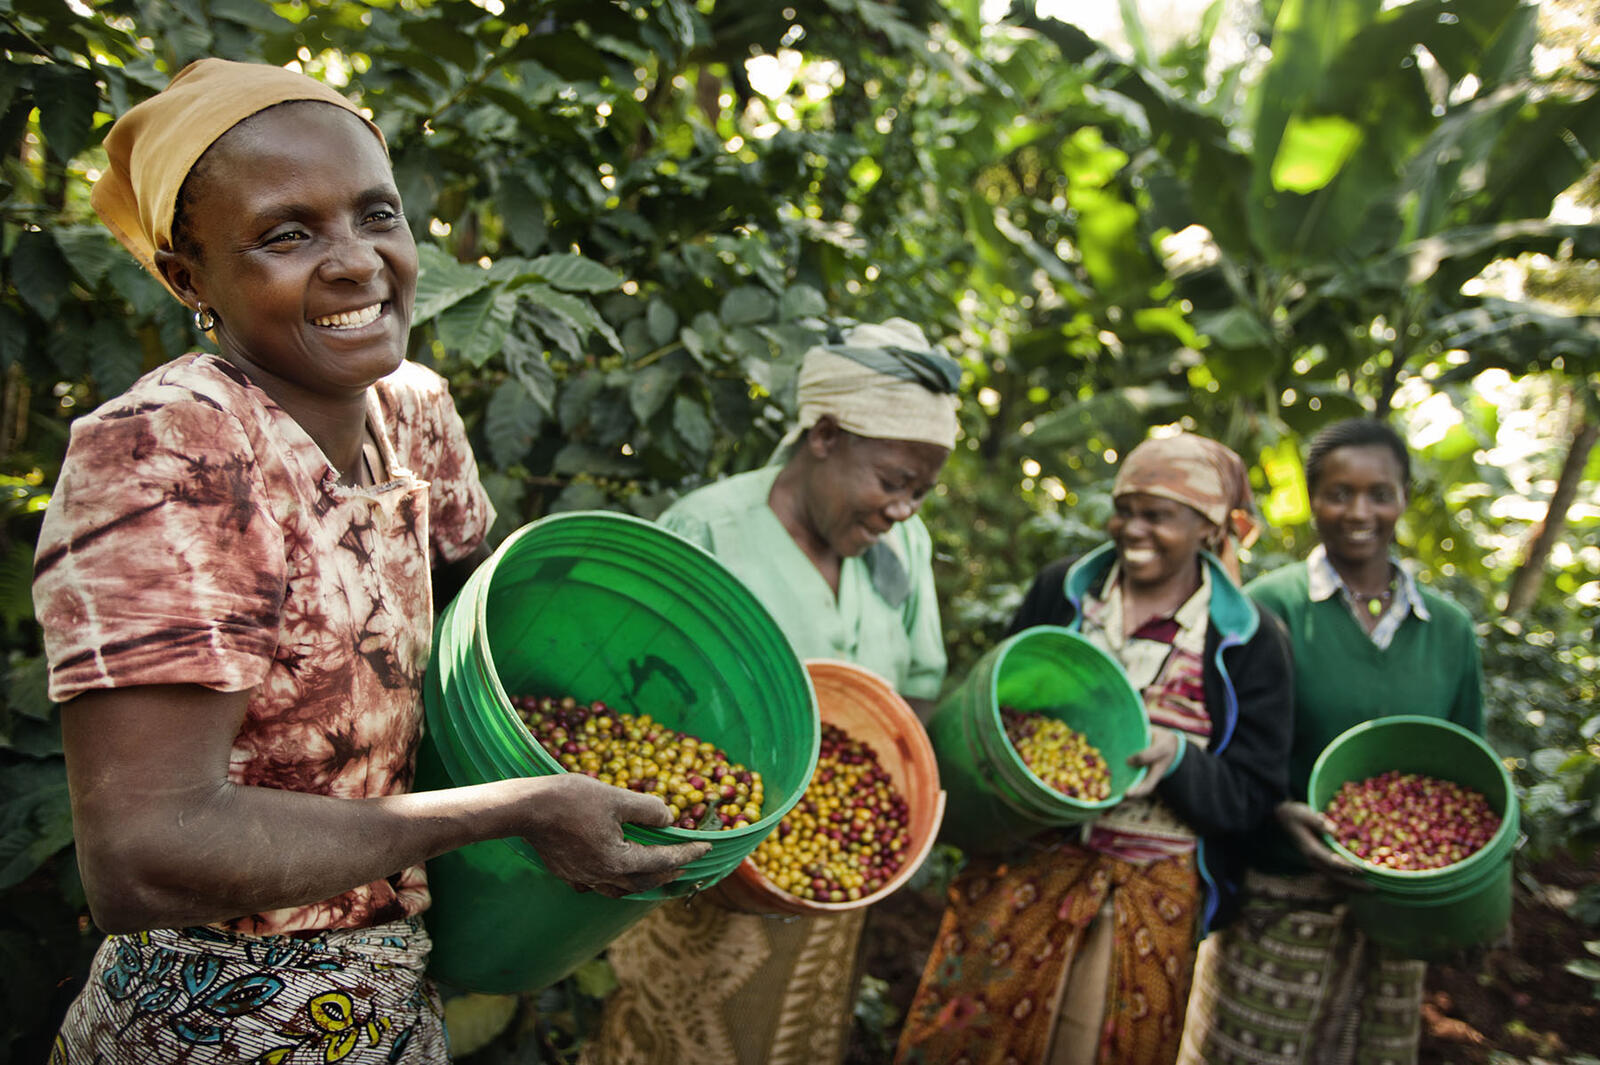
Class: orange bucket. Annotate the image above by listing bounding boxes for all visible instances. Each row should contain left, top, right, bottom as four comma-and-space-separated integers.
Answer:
707, 659, 946, 915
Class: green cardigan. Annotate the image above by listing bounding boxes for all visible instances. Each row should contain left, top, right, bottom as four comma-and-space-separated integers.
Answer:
1244, 561, 1485, 872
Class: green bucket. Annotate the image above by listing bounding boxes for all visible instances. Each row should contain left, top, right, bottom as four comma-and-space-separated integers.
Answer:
416, 512, 820, 993
1307, 715, 1519, 960
928, 626, 1150, 853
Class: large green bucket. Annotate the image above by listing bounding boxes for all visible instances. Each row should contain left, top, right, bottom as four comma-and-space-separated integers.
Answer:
928, 626, 1150, 853
1307, 716, 1519, 960
416, 512, 820, 993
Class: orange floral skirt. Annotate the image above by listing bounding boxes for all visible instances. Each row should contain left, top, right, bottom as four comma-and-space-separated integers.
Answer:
896, 840, 1199, 1065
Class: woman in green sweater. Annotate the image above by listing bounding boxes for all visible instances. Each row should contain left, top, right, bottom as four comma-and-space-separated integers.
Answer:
1178, 418, 1484, 1065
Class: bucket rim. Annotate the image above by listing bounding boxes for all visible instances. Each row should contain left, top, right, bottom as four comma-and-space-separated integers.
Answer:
1309, 715, 1519, 881
983, 625, 1151, 812
451, 511, 822, 857
728, 658, 947, 913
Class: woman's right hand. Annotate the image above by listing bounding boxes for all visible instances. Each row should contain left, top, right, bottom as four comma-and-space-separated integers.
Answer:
1275, 801, 1368, 888
518, 775, 712, 899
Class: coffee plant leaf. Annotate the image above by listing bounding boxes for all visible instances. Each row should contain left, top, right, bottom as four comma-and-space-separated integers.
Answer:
671, 395, 713, 461
495, 173, 549, 255
646, 299, 679, 346
549, 480, 609, 514
557, 371, 603, 435
527, 254, 624, 294
0, 760, 72, 891
719, 286, 775, 328
778, 284, 826, 322
51, 226, 120, 289
552, 442, 635, 478
521, 284, 622, 353
4, 654, 52, 722
437, 287, 517, 367
413, 244, 490, 325
503, 340, 557, 417
88, 319, 143, 398
484, 377, 544, 468
11, 231, 72, 321
628, 362, 680, 423
587, 388, 635, 448
0, 544, 34, 630
34, 63, 100, 163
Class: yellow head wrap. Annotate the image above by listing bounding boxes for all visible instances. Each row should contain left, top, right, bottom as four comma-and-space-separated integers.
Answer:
91, 58, 386, 302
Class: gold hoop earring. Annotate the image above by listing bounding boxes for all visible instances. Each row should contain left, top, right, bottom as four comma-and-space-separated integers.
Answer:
193, 304, 216, 332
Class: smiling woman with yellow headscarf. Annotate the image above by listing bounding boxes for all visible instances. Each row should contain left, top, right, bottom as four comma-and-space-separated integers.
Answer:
581, 318, 960, 1065
38, 58, 707, 1063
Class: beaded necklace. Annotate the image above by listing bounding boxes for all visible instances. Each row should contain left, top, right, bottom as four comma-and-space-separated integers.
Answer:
1348, 574, 1397, 618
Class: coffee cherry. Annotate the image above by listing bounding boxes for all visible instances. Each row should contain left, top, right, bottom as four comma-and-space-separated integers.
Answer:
1324, 770, 1501, 871
748, 723, 911, 902
1000, 705, 1111, 802
512, 694, 764, 831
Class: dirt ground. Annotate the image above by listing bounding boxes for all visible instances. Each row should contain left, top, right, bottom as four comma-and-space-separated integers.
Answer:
1417, 853, 1600, 1065
848, 854, 1600, 1064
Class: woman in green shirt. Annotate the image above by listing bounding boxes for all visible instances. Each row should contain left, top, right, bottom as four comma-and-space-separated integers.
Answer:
1179, 418, 1485, 1065
580, 318, 960, 1065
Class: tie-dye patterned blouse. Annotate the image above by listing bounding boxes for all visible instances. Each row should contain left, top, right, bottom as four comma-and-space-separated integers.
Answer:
33, 353, 494, 936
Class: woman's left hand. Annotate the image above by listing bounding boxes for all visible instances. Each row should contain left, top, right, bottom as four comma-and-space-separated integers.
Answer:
1123, 726, 1180, 798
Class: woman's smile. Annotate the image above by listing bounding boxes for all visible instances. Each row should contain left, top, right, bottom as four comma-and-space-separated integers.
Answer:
161, 102, 419, 411
311, 302, 386, 330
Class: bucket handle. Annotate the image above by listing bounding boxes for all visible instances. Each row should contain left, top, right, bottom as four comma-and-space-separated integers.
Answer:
665, 878, 710, 904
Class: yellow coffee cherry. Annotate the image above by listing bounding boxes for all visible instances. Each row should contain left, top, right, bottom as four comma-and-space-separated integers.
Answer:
512, 694, 764, 831
1000, 706, 1112, 802
749, 723, 912, 902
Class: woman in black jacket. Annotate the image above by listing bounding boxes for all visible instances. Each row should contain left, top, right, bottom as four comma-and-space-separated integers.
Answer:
896, 433, 1294, 1065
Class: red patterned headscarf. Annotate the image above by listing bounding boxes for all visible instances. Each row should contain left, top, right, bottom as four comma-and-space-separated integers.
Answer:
1113, 433, 1262, 581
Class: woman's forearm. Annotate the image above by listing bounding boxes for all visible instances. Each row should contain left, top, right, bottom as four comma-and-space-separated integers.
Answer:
76, 775, 537, 932
62, 684, 708, 933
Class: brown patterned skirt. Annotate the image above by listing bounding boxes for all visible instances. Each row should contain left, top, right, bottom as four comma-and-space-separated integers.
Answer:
895, 840, 1199, 1065
580, 897, 867, 1065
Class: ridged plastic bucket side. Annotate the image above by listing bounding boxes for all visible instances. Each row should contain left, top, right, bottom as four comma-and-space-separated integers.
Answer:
1307, 715, 1519, 959
418, 513, 820, 992
931, 626, 1149, 853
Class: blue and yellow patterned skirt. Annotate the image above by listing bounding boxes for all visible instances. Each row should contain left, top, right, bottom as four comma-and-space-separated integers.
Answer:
52, 917, 447, 1064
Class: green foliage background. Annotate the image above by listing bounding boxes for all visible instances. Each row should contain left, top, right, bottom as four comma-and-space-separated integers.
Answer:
2, 0, 1598, 1059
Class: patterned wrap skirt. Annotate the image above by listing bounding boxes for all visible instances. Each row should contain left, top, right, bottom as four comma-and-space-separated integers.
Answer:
895, 839, 1200, 1065
52, 917, 447, 1064
1177, 871, 1425, 1065
580, 897, 868, 1065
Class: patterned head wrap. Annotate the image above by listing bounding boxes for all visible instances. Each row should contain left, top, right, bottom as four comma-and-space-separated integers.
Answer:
1114, 433, 1262, 579
791, 318, 962, 452
91, 58, 386, 302
773, 319, 961, 608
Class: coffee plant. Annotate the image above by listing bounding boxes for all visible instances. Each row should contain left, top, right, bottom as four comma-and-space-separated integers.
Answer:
4, 0, 1598, 1061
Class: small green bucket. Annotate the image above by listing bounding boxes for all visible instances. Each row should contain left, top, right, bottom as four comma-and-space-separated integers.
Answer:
928, 626, 1150, 853
416, 512, 820, 993
1307, 715, 1519, 960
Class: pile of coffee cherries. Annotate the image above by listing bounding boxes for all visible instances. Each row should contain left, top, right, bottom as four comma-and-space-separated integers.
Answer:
512, 694, 764, 831
748, 723, 911, 904
1000, 705, 1112, 802
1324, 770, 1501, 870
